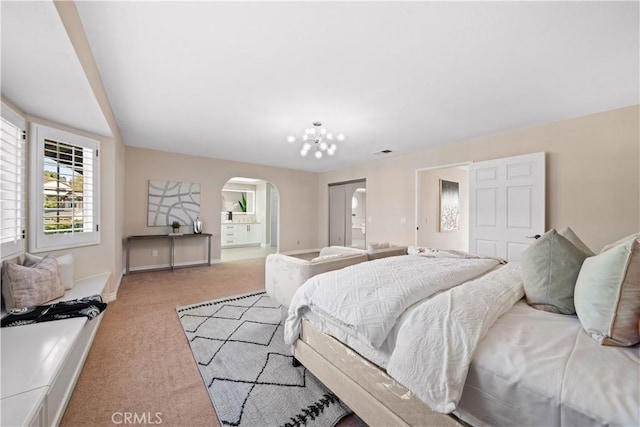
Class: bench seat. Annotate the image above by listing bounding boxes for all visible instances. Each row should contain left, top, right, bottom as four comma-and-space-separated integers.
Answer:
1, 272, 110, 427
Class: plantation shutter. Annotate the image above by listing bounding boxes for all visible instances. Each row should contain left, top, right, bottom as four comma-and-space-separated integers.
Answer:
30, 123, 100, 251
0, 104, 26, 259
42, 139, 95, 235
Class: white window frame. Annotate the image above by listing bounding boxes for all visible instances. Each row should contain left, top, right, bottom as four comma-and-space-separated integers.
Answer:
29, 122, 100, 252
1, 103, 26, 260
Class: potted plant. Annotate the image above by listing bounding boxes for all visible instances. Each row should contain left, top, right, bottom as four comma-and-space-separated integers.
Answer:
238, 193, 247, 213
171, 221, 180, 234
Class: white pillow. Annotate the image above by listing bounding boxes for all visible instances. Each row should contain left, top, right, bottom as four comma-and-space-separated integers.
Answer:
24, 253, 74, 290
575, 234, 640, 346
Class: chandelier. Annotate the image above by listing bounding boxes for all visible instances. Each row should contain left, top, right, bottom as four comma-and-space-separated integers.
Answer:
287, 122, 345, 159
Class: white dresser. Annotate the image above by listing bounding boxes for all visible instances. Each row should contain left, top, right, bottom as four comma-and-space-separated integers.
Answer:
221, 223, 262, 247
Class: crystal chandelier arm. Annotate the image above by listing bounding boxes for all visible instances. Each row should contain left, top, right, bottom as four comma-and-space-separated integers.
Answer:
290, 121, 343, 159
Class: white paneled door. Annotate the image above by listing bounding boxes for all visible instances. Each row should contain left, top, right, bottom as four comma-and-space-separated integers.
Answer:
469, 152, 545, 262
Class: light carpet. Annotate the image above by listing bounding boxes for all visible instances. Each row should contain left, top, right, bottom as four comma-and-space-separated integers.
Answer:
177, 291, 351, 427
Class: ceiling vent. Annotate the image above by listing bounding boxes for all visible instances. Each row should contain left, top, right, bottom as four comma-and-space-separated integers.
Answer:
373, 149, 393, 155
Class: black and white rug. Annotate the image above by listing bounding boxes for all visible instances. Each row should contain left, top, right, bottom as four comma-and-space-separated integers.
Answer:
176, 291, 351, 427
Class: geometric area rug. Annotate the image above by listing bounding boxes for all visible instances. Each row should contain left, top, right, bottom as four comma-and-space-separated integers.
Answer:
176, 291, 352, 427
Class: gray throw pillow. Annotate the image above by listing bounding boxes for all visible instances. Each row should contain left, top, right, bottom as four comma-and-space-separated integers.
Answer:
2, 255, 64, 309
522, 229, 588, 314
574, 234, 639, 346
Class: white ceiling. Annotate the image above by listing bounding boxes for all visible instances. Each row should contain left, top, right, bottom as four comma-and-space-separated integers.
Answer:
0, 1, 111, 137
3, 2, 638, 173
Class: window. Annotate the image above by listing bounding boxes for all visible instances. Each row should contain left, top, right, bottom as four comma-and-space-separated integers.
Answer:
1, 104, 26, 259
30, 123, 100, 251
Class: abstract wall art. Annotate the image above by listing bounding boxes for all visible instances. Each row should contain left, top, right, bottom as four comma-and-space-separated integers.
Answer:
148, 180, 201, 226
439, 179, 459, 232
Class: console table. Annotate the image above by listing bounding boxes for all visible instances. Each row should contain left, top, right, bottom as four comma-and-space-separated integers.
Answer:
125, 233, 212, 274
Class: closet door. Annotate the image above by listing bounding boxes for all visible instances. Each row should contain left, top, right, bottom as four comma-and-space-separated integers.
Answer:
329, 185, 346, 246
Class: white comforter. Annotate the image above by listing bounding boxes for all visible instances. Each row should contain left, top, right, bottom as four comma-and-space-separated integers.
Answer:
387, 263, 524, 413
284, 254, 500, 349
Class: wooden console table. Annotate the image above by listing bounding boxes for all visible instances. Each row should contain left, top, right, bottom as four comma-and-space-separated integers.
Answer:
125, 233, 212, 274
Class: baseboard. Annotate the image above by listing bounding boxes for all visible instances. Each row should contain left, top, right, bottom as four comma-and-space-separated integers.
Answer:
127, 259, 212, 273
174, 259, 209, 267
104, 271, 121, 302
129, 262, 171, 272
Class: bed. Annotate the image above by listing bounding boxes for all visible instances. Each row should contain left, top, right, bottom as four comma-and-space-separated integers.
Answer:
283, 244, 640, 427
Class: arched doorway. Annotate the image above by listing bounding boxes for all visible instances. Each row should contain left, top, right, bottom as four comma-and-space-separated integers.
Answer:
220, 177, 279, 262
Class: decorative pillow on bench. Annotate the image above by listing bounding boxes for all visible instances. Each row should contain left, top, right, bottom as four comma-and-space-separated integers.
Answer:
2, 255, 65, 310
24, 252, 75, 290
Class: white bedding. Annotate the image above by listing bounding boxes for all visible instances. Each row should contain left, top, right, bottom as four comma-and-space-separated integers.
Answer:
456, 300, 640, 427
387, 263, 524, 413
287, 257, 640, 426
284, 254, 500, 349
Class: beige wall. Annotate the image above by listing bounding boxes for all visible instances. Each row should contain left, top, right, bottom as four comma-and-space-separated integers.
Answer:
13, 103, 634, 285
124, 147, 319, 270
0, 4, 127, 298
7, 102, 637, 289
255, 182, 269, 243
114, 129, 125, 291
16, 112, 125, 297
418, 166, 469, 251
319, 105, 639, 252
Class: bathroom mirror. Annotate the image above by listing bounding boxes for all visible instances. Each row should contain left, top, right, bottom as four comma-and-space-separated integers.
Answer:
221, 189, 255, 214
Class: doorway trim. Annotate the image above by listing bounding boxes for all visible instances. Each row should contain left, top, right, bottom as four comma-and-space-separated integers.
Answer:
328, 178, 366, 248
219, 177, 280, 262
414, 162, 471, 246
328, 178, 368, 187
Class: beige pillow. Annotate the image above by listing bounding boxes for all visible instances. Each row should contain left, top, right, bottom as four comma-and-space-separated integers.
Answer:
311, 253, 344, 263
558, 227, 595, 257
368, 242, 390, 251
575, 235, 640, 346
600, 233, 640, 254
522, 229, 588, 314
2, 255, 64, 309
24, 252, 74, 290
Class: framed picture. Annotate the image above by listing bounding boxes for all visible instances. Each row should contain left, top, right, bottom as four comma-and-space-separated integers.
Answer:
148, 180, 201, 226
439, 179, 459, 232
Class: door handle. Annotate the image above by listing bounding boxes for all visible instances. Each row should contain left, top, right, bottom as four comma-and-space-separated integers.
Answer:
527, 234, 541, 239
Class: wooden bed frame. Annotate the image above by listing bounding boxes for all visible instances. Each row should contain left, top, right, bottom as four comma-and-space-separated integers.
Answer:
293, 320, 468, 427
